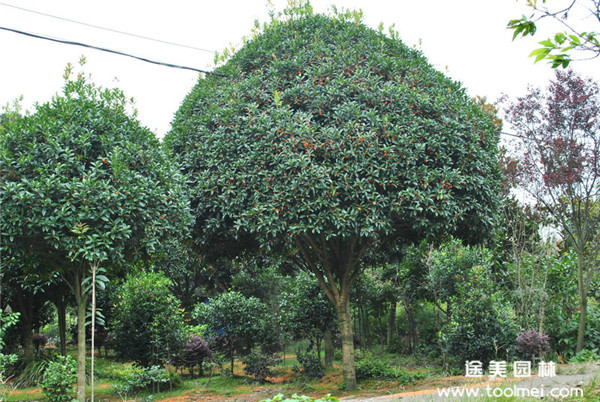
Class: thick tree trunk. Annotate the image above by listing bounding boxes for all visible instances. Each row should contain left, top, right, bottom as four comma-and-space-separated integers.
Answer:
324, 329, 333, 368
16, 292, 34, 364
387, 300, 397, 346
336, 294, 356, 391
20, 315, 34, 364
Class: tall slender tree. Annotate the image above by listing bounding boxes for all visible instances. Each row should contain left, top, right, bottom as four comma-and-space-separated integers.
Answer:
501, 69, 600, 352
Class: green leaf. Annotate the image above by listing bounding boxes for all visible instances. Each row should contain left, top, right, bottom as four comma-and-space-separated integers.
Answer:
529, 47, 551, 63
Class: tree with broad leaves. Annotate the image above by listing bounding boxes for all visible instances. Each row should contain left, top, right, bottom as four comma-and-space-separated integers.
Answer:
508, 0, 600, 67
0, 64, 191, 400
500, 68, 600, 352
167, 4, 500, 390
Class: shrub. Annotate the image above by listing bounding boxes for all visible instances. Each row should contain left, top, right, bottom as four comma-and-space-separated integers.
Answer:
40, 355, 77, 402
112, 271, 186, 366
193, 291, 267, 373
113, 365, 180, 397
569, 348, 600, 363
243, 352, 279, 382
176, 335, 212, 377
517, 329, 551, 360
293, 352, 324, 380
354, 359, 424, 384
354, 359, 396, 380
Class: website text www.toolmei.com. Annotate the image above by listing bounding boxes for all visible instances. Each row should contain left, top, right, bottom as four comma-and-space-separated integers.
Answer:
437, 385, 583, 399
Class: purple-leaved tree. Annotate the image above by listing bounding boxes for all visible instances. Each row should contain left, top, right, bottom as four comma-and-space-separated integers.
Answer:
501, 69, 600, 352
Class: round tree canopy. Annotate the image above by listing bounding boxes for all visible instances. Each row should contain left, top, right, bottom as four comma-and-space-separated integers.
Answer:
1, 73, 191, 268
166, 10, 500, 256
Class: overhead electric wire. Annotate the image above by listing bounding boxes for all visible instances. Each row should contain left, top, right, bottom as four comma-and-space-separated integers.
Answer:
0, 1, 216, 54
0, 26, 225, 76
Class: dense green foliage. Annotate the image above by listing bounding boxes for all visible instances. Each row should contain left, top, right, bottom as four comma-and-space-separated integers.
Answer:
40, 355, 77, 402
431, 242, 518, 365
167, 10, 500, 254
167, 6, 501, 390
0, 65, 192, 398
193, 291, 267, 372
111, 271, 186, 366
280, 273, 336, 348
242, 352, 279, 382
1, 70, 191, 268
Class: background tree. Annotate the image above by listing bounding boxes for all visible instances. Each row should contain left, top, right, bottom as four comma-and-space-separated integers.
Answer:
500, 69, 600, 352
193, 291, 267, 374
0, 64, 191, 400
280, 272, 336, 361
166, 5, 500, 389
431, 240, 518, 366
508, 0, 600, 67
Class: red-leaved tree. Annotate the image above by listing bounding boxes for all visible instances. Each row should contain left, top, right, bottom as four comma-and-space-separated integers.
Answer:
501, 69, 600, 352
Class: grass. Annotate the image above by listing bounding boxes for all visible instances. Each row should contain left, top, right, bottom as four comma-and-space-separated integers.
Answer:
5, 348, 600, 401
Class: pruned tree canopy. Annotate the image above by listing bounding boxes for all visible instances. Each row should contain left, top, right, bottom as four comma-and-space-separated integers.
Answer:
167, 11, 501, 256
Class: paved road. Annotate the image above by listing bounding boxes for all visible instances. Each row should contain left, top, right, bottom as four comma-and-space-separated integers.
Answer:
341, 364, 600, 401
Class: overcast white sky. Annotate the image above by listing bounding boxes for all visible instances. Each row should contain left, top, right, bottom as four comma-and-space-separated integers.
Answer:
1, 0, 599, 137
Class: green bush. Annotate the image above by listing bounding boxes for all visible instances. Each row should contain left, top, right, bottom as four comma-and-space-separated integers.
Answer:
40, 355, 77, 402
354, 359, 424, 384
429, 240, 518, 366
112, 271, 186, 366
293, 351, 325, 380
193, 291, 267, 373
243, 352, 279, 382
113, 365, 180, 397
569, 348, 600, 363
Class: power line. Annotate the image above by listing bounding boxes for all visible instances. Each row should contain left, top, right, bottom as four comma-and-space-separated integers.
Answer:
0, 2, 216, 54
0, 26, 226, 77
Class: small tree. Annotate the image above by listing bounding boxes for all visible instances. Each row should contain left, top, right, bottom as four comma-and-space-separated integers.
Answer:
501, 69, 600, 352
193, 291, 266, 374
179, 335, 212, 377
431, 241, 518, 366
0, 64, 191, 400
111, 271, 186, 366
280, 272, 336, 359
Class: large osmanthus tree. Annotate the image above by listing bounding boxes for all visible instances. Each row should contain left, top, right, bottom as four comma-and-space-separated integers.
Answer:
500, 69, 600, 352
166, 5, 500, 390
1, 65, 191, 400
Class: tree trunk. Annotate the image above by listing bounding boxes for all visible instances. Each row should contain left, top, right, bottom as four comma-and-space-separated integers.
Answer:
404, 303, 417, 354
359, 303, 368, 348
57, 297, 67, 356
16, 291, 34, 364
74, 271, 87, 402
576, 249, 587, 353
20, 314, 34, 364
230, 343, 235, 375
387, 300, 397, 346
316, 337, 322, 362
324, 329, 333, 368
336, 294, 357, 391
